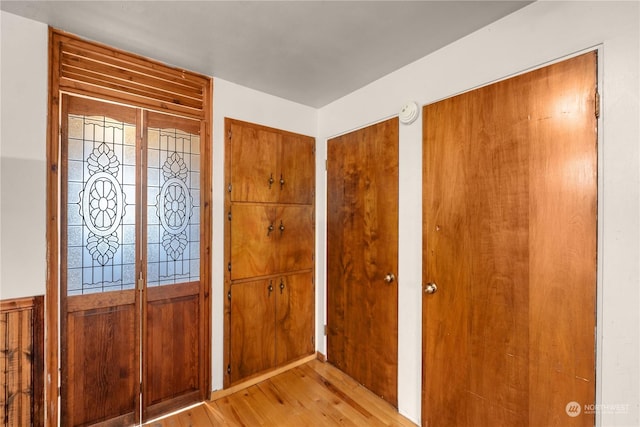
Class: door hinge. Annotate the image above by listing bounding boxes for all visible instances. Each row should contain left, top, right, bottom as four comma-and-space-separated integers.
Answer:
139, 382, 143, 394
57, 386, 61, 397
325, 159, 328, 171
595, 90, 600, 119
228, 130, 232, 140
324, 325, 328, 336
227, 262, 231, 272
227, 183, 232, 193
227, 365, 231, 375
137, 272, 144, 291
227, 211, 232, 221
227, 290, 231, 301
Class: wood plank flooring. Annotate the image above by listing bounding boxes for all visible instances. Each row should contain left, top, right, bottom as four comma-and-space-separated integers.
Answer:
145, 359, 417, 426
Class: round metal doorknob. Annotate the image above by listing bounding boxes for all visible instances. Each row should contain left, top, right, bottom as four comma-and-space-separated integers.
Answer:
424, 283, 438, 294
384, 273, 396, 283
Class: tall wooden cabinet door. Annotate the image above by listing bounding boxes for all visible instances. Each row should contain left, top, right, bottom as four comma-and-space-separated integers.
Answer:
275, 272, 315, 365
279, 134, 315, 204
229, 280, 276, 383
229, 121, 281, 203
275, 205, 315, 273
230, 204, 276, 280
422, 52, 597, 426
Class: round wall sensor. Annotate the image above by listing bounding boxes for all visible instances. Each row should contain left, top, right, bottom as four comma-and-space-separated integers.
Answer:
399, 101, 419, 125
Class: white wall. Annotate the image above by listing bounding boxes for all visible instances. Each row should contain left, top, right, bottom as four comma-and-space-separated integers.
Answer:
210, 79, 317, 390
317, 1, 639, 425
0, 11, 48, 299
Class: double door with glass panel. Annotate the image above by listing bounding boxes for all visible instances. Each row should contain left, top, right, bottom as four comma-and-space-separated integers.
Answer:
61, 95, 208, 426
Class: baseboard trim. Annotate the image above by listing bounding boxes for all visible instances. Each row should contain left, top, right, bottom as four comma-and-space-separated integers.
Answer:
209, 353, 317, 401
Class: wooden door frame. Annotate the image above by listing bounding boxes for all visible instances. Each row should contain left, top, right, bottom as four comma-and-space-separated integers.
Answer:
45, 28, 212, 426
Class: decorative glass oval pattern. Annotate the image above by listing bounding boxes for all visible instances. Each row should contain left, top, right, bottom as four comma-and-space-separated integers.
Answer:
67, 112, 137, 294
82, 172, 124, 236
159, 178, 192, 234
147, 125, 200, 286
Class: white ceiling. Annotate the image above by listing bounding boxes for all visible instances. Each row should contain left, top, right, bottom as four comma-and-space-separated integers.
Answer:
1, 1, 532, 107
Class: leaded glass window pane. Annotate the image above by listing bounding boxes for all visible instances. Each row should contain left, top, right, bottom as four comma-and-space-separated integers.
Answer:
147, 127, 200, 286
66, 114, 136, 295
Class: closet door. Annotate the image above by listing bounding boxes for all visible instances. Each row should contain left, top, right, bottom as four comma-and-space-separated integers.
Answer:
421, 52, 597, 426
327, 117, 399, 407
143, 112, 206, 420
61, 96, 140, 426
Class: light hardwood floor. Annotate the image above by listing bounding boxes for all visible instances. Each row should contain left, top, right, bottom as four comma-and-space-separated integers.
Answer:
145, 359, 417, 426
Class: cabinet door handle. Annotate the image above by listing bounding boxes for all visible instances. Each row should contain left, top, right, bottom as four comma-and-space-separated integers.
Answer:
268, 173, 275, 189
280, 174, 285, 189
268, 281, 274, 296
267, 223, 274, 236
279, 221, 285, 234
280, 279, 285, 294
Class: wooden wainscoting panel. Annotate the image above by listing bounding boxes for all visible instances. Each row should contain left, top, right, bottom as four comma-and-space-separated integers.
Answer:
0, 296, 44, 427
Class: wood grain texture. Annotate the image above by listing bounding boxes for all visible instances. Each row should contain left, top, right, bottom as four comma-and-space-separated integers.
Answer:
224, 118, 315, 388
275, 206, 315, 273
228, 119, 315, 205
327, 117, 399, 407
279, 134, 315, 205
275, 273, 315, 366
422, 52, 597, 427
146, 359, 416, 427
0, 296, 44, 427
53, 29, 210, 120
229, 280, 277, 383
229, 122, 280, 203
230, 204, 277, 280
145, 294, 200, 408
64, 304, 136, 426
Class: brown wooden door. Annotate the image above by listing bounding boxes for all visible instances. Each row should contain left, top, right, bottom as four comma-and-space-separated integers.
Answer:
229, 121, 280, 203
275, 206, 315, 273
421, 52, 597, 426
279, 133, 315, 204
60, 96, 210, 426
61, 96, 140, 426
230, 204, 276, 280
142, 112, 208, 420
229, 279, 277, 383
327, 117, 399, 406
275, 272, 315, 365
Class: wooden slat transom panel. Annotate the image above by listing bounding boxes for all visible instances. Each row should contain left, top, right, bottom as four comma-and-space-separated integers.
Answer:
53, 30, 210, 119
